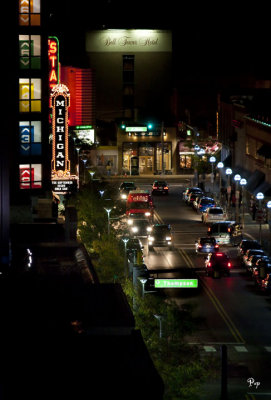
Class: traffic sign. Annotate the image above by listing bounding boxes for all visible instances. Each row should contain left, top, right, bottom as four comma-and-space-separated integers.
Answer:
154, 279, 198, 288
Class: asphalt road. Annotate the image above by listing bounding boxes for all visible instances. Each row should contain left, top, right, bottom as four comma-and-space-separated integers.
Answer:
121, 178, 271, 400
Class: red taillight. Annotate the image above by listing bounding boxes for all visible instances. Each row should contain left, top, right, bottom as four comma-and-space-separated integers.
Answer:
198, 244, 202, 248
227, 262, 232, 268
153, 186, 158, 189
216, 253, 223, 256
215, 244, 219, 248
208, 227, 211, 232
207, 262, 212, 268
164, 186, 168, 190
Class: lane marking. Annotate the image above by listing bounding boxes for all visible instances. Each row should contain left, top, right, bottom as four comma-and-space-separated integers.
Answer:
203, 346, 216, 352
234, 345, 248, 352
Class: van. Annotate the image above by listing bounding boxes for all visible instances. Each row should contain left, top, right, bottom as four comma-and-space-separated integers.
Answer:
207, 221, 243, 246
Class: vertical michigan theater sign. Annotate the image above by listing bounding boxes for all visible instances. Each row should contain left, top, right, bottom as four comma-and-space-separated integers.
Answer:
50, 84, 76, 193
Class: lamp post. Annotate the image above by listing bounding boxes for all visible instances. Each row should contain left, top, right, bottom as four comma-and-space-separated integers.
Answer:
267, 201, 271, 254
99, 190, 105, 198
209, 156, 216, 194
75, 146, 80, 186
234, 174, 241, 222
256, 192, 264, 245
240, 178, 247, 228
225, 168, 232, 215
217, 161, 224, 204
82, 159, 87, 185
104, 207, 112, 235
154, 314, 164, 338
122, 237, 129, 278
139, 278, 148, 298
89, 170, 95, 181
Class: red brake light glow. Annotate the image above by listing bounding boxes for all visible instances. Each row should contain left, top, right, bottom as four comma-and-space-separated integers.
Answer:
164, 186, 168, 190
215, 244, 219, 248
153, 186, 158, 189
227, 262, 232, 268
207, 262, 212, 267
216, 253, 223, 256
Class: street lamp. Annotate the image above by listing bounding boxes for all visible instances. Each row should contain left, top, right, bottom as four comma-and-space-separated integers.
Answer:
122, 237, 129, 278
256, 192, 264, 245
89, 170, 95, 180
75, 146, 80, 185
234, 174, 241, 222
240, 178, 247, 228
225, 168, 232, 214
99, 190, 105, 198
217, 161, 224, 204
104, 207, 112, 235
82, 159, 87, 185
154, 314, 164, 338
209, 156, 216, 194
139, 278, 148, 298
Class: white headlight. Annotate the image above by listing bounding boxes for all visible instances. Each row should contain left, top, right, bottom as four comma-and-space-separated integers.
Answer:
145, 212, 151, 216
132, 227, 138, 233
148, 236, 154, 241
127, 219, 133, 225
121, 194, 127, 199
147, 227, 152, 232
166, 236, 171, 241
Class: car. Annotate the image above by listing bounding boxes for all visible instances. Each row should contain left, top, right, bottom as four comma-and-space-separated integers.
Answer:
119, 182, 137, 200
195, 237, 219, 254
253, 260, 271, 292
238, 239, 262, 257
183, 187, 203, 202
202, 207, 226, 224
134, 264, 156, 291
148, 224, 173, 251
187, 191, 203, 206
192, 194, 205, 211
129, 218, 153, 238
151, 180, 169, 195
204, 252, 232, 277
197, 196, 216, 213
251, 257, 271, 279
243, 248, 266, 269
207, 221, 243, 246
248, 254, 269, 275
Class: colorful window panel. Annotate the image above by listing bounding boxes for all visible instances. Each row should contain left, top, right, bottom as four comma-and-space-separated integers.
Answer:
19, 0, 41, 26
19, 35, 41, 69
19, 121, 42, 156
19, 164, 42, 189
19, 78, 41, 112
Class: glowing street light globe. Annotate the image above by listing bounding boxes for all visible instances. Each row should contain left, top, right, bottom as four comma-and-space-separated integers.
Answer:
217, 162, 224, 168
226, 168, 232, 175
256, 192, 264, 200
209, 156, 216, 163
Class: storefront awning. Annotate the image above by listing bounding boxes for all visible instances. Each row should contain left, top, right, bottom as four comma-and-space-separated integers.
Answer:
257, 144, 271, 159
246, 169, 265, 193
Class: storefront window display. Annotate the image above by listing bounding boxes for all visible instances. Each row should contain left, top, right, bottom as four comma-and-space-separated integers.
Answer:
156, 143, 171, 172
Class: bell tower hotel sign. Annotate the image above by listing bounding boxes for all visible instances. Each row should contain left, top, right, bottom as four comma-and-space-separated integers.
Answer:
86, 30, 172, 53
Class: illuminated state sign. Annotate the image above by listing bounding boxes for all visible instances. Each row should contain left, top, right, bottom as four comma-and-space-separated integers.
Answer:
51, 179, 77, 194
48, 36, 59, 90
50, 84, 70, 179
154, 279, 198, 288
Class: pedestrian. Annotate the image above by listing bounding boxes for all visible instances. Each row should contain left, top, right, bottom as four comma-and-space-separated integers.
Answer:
252, 203, 257, 220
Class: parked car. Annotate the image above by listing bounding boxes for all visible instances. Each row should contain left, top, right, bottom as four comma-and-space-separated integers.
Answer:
183, 187, 203, 203
238, 239, 262, 257
192, 194, 205, 211
195, 237, 219, 254
207, 221, 243, 246
202, 207, 227, 224
243, 248, 266, 270
251, 257, 271, 279
126, 238, 144, 265
151, 180, 169, 195
252, 259, 271, 293
187, 191, 203, 207
197, 196, 216, 213
204, 252, 232, 278
248, 254, 269, 274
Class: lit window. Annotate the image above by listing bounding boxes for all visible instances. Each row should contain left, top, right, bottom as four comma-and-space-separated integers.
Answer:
19, 78, 41, 112
19, 121, 41, 156
19, 0, 40, 26
19, 164, 42, 189
19, 35, 41, 69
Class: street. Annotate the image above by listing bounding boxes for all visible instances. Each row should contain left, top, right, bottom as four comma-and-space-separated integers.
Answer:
117, 177, 271, 399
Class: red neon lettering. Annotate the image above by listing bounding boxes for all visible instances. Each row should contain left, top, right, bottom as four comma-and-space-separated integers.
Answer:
49, 55, 57, 67
49, 69, 57, 82
49, 41, 57, 54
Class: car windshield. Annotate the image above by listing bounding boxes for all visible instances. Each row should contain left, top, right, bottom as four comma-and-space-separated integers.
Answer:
200, 238, 216, 244
128, 202, 150, 209
153, 225, 170, 234
155, 181, 167, 186
209, 208, 223, 214
211, 224, 229, 233
133, 220, 150, 227
201, 198, 215, 205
